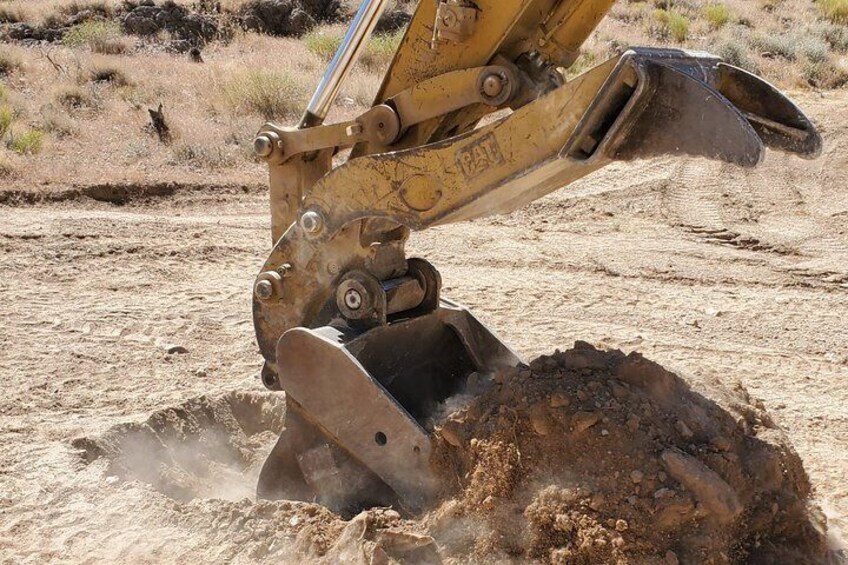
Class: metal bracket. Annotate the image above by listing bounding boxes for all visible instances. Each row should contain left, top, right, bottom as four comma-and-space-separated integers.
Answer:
432, 0, 479, 46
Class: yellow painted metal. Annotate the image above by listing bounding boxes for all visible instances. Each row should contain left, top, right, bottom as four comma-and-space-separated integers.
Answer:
355, 0, 618, 155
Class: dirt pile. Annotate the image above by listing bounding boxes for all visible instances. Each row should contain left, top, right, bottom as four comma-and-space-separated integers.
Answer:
72, 391, 285, 501
72, 346, 836, 564
429, 342, 832, 563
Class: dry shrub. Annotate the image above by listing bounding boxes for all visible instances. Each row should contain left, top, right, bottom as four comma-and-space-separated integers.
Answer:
55, 85, 101, 112
0, 5, 27, 24
170, 142, 238, 169
752, 32, 800, 60
40, 104, 77, 138
611, 1, 648, 23
89, 63, 131, 86
803, 57, 848, 87
814, 22, 848, 52
220, 70, 306, 120
716, 37, 758, 72
0, 150, 20, 179
0, 50, 23, 76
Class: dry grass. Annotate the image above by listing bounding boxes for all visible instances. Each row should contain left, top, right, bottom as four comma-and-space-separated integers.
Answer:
0, 49, 22, 75
818, 0, 848, 23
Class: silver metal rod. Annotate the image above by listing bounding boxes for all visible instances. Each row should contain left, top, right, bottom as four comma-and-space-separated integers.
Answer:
302, 0, 391, 126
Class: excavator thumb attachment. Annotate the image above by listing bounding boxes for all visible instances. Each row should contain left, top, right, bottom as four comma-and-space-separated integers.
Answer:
563, 48, 821, 167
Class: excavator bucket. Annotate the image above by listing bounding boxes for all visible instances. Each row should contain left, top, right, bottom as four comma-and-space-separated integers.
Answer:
251, 1, 821, 514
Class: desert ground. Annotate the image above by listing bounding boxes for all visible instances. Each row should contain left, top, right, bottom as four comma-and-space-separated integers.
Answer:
1, 0, 847, 563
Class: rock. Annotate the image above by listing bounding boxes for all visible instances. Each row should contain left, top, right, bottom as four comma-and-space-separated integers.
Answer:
675, 420, 694, 439
665, 550, 680, 565
529, 404, 555, 436
238, 0, 332, 37
124, 4, 218, 42
8, 23, 36, 41
166, 345, 188, 354
653, 487, 673, 499
549, 392, 570, 408
630, 470, 644, 484
374, 9, 411, 34
571, 411, 600, 433
660, 449, 742, 524
711, 435, 732, 452
615, 519, 628, 532
439, 419, 463, 447
589, 493, 605, 511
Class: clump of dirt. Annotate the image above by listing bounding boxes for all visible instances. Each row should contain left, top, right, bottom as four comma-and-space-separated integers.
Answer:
429, 342, 832, 564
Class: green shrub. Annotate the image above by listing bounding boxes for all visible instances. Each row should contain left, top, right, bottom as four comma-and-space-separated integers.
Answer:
304, 29, 345, 60
0, 105, 13, 139
651, 9, 689, 42
305, 28, 401, 70
360, 31, 402, 70
63, 21, 126, 53
221, 70, 307, 120
702, 4, 731, 28
819, 0, 848, 24
7, 129, 44, 155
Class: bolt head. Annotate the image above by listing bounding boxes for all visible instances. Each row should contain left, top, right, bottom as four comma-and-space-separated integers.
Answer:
254, 279, 275, 300
344, 288, 363, 310
482, 74, 505, 98
254, 135, 274, 158
300, 210, 324, 235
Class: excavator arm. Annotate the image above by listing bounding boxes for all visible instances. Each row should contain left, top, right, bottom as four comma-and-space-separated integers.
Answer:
250, 0, 821, 514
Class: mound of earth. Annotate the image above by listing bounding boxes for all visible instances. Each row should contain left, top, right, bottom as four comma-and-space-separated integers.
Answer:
429, 342, 832, 564
73, 345, 835, 564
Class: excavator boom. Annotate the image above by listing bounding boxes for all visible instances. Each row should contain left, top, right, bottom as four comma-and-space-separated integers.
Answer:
250, 0, 821, 513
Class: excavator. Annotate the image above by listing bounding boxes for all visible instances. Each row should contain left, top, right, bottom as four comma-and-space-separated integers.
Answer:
250, 0, 821, 514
